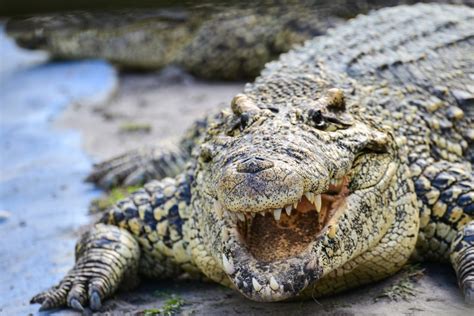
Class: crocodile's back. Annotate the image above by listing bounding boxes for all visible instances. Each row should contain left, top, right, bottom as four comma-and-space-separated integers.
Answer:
258, 3, 473, 164
325, 4, 474, 262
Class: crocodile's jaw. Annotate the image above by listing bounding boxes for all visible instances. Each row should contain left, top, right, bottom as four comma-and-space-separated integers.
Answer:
208, 158, 399, 301
195, 152, 402, 301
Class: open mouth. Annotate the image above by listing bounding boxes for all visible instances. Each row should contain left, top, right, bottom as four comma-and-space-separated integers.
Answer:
215, 176, 350, 262
213, 152, 394, 301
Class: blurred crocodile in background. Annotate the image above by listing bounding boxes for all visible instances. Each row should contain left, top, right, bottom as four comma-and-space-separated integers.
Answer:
29, 3, 473, 312
5, 0, 474, 79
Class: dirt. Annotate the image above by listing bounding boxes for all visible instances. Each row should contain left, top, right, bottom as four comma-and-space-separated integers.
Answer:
56, 67, 244, 161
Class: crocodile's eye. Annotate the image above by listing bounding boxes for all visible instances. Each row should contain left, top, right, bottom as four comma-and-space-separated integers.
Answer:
226, 112, 256, 137
240, 113, 251, 131
308, 109, 326, 129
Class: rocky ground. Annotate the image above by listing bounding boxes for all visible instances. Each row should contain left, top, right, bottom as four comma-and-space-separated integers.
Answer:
0, 28, 472, 315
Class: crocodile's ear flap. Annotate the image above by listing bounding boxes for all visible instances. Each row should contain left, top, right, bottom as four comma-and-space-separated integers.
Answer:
323, 88, 346, 111
316, 88, 355, 127
231, 94, 260, 115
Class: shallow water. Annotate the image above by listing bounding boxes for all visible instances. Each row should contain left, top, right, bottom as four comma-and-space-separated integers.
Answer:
0, 27, 116, 314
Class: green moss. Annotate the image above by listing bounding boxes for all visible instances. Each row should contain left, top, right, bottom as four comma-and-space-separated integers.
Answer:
140, 295, 185, 316
89, 185, 141, 213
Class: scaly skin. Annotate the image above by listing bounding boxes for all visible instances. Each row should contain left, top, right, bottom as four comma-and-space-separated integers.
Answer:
31, 3, 473, 312
6, 0, 473, 79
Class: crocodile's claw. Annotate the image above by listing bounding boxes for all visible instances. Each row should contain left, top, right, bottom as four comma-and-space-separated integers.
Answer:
86, 146, 187, 190
31, 272, 105, 311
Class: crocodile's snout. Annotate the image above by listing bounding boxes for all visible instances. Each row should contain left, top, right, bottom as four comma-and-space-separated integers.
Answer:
217, 160, 305, 213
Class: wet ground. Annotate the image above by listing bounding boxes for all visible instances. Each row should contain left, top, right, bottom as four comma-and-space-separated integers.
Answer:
0, 27, 117, 315
0, 28, 472, 316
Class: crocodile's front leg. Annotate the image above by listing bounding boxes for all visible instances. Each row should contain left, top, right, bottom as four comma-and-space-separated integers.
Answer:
30, 224, 141, 311
412, 160, 473, 303
32, 171, 196, 311
86, 117, 209, 189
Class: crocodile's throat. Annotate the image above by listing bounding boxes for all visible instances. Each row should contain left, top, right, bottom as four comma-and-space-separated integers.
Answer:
218, 176, 350, 261
239, 189, 347, 262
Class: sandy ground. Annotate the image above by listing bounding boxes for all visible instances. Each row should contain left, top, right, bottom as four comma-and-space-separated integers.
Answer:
56, 67, 244, 161
53, 69, 472, 316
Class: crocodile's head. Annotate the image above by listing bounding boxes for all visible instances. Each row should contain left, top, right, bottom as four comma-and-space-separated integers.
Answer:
195, 83, 411, 301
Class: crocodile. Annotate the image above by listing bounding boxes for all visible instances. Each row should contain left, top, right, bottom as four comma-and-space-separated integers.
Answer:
31, 3, 473, 312
6, 0, 474, 80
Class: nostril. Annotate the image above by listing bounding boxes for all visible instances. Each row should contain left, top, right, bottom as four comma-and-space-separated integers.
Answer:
236, 157, 274, 173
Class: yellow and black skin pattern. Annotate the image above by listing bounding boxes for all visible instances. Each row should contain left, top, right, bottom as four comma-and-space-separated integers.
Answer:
31, 3, 473, 312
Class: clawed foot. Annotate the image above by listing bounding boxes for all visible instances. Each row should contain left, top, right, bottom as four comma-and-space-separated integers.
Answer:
86, 149, 155, 189
31, 275, 104, 312
31, 224, 141, 312
86, 147, 186, 190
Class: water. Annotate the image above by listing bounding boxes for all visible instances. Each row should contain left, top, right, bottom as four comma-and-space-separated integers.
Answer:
0, 27, 117, 314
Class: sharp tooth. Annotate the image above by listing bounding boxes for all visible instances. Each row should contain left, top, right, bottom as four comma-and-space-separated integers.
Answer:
213, 200, 223, 219
285, 205, 292, 216
237, 212, 245, 222
251, 212, 256, 218
328, 225, 337, 238
252, 278, 262, 292
273, 208, 282, 221
269, 276, 280, 291
222, 229, 229, 242
222, 254, 235, 274
304, 192, 314, 203
264, 287, 272, 298
314, 194, 322, 213
294, 201, 298, 208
